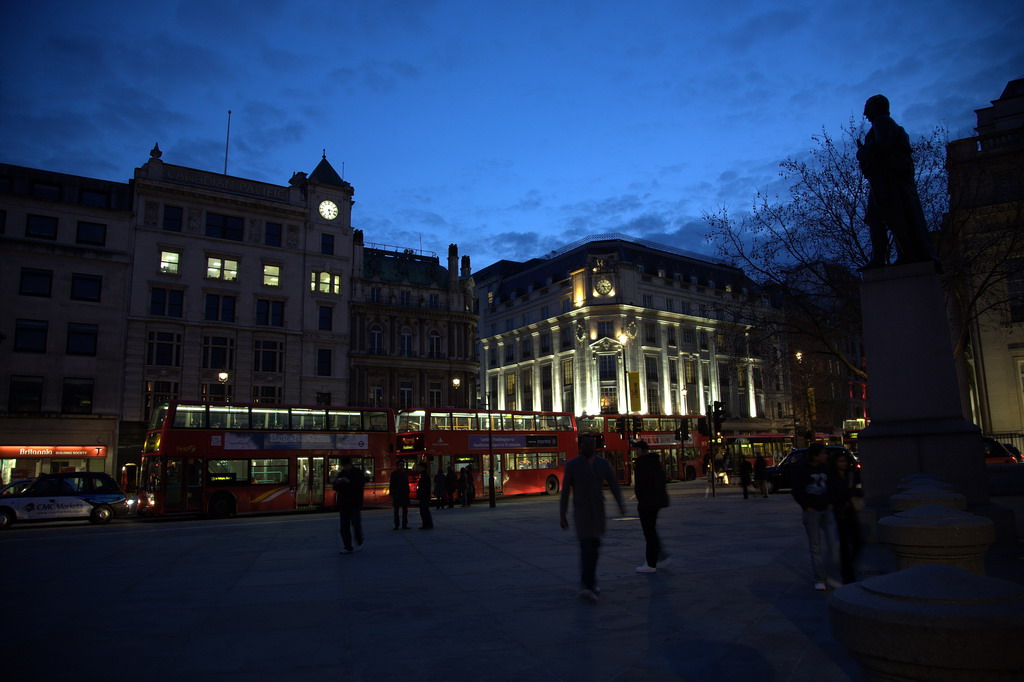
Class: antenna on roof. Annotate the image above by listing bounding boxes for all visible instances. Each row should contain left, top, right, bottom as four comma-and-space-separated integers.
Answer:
223, 110, 232, 175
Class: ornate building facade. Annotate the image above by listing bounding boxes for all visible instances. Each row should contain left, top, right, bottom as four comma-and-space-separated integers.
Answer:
474, 235, 789, 434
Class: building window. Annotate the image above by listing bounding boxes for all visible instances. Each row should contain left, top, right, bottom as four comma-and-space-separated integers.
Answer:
370, 287, 382, 303
562, 359, 573, 386
207, 257, 239, 281
253, 340, 284, 372
368, 325, 384, 354
311, 271, 341, 294
646, 385, 660, 413
202, 336, 234, 369
600, 386, 618, 414
399, 327, 414, 357
669, 359, 678, 384
429, 331, 442, 358
14, 319, 47, 352
163, 205, 183, 232
429, 294, 440, 310
505, 373, 516, 410
204, 294, 236, 322
399, 291, 411, 306
265, 222, 282, 247
160, 250, 180, 275
317, 348, 332, 376
206, 212, 243, 241
683, 328, 696, 345
642, 294, 654, 308
685, 359, 696, 384
321, 233, 334, 255
144, 380, 179, 419
9, 376, 44, 413
504, 344, 514, 364
645, 355, 659, 382
150, 288, 184, 317
26, 214, 58, 239
540, 332, 551, 354
644, 323, 657, 345
399, 380, 414, 409
255, 299, 284, 326
200, 382, 232, 403
76, 221, 106, 246
521, 337, 532, 359
667, 327, 677, 346
599, 355, 617, 382
19, 268, 53, 297
369, 384, 384, 407
666, 298, 674, 312
263, 264, 281, 287
66, 323, 98, 356
61, 378, 94, 414
317, 305, 333, 331
146, 331, 182, 366
560, 328, 572, 349
699, 330, 709, 350
597, 321, 614, 339
521, 369, 533, 411
428, 382, 442, 407
253, 385, 283, 404
70, 273, 102, 301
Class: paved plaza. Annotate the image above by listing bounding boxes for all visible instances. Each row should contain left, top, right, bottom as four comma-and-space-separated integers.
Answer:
3, 481, 1020, 681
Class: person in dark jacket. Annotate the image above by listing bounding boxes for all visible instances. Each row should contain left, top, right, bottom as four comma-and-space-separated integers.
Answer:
433, 468, 447, 511
457, 467, 468, 507
445, 465, 457, 508
334, 457, 365, 554
739, 457, 753, 499
791, 443, 839, 590
832, 452, 863, 584
632, 441, 671, 573
753, 455, 768, 498
560, 436, 626, 603
416, 461, 433, 529
389, 464, 410, 530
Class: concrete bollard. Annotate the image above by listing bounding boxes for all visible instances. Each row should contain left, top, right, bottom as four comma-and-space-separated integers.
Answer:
877, 504, 995, 574
890, 486, 967, 512
830, 564, 1024, 681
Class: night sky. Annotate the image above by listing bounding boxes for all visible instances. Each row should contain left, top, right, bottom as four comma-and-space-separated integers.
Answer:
3, 0, 1021, 269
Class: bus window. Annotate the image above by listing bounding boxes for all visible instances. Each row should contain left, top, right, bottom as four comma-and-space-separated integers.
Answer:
365, 411, 390, 431
149, 404, 171, 430
173, 404, 207, 428
251, 458, 288, 484
291, 408, 326, 430
452, 413, 477, 430
515, 414, 535, 431
208, 405, 249, 429
432, 413, 452, 430
208, 459, 247, 485
396, 410, 425, 432
252, 407, 289, 430
143, 432, 161, 453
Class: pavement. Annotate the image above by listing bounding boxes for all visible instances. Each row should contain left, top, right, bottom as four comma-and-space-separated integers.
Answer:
3, 480, 1021, 682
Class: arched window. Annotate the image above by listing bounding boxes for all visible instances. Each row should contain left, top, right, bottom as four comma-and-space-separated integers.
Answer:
369, 325, 384, 355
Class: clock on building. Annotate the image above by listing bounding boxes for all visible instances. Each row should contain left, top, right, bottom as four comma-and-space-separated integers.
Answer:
595, 276, 613, 295
318, 200, 339, 220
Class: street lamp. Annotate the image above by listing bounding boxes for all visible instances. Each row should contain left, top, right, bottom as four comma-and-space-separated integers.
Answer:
216, 372, 230, 402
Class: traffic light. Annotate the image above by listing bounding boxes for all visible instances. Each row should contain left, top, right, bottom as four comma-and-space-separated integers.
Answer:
712, 401, 726, 434
615, 417, 627, 433
632, 417, 643, 432
697, 415, 710, 437
675, 419, 689, 442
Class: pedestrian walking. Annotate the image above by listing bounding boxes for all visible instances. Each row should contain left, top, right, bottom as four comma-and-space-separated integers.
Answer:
446, 465, 457, 508
333, 457, 365, 554
434, 467, 447, 511
739, 457, 753, 499
632, 441, 671, 573
792, 443, 840, 590
389, 463, 410, 530
833, 452, 863, 584
457, 467, 468, 506
465, 465, 476, 506
559, 435, 626, 603
416, 461, 433, 529
754, 454, 769, 498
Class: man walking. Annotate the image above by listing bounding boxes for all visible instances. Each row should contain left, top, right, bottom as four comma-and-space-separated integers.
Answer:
633, 441, 670, 573
559, 435, 626, 603
389, 463, 410, 530
334, 457, 365, 554
792, 443, 839, 590
416, 461, 433, 529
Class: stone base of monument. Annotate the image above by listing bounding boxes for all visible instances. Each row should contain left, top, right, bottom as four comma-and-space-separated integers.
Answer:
878, 504, 995, 573
829, 564, 1024, 681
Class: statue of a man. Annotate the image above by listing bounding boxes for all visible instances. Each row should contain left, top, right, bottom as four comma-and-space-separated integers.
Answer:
856, 94, 937, 268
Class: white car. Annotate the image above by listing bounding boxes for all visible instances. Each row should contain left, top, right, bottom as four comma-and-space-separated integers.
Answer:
0, 472, 130, 529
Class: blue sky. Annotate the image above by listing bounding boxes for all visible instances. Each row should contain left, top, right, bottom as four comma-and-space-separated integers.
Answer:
3, 0, 1021, 269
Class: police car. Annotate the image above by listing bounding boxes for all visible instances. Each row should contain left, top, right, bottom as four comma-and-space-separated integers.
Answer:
0, 472, 130, 529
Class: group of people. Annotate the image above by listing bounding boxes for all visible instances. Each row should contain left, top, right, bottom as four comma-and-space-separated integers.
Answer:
431, 465, 477, 511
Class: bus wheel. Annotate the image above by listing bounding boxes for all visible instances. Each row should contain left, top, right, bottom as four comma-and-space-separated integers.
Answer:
544, 476, 560, 495
89, 505, 113, 524
209, 494, 236, 518
684, 466, 696, 482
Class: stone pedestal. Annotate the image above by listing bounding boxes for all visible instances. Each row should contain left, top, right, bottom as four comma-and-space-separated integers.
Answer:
878, 504, 995, 573
858, 262, 989, 512
889, 487, 967, 512
830, 564, 1024, 681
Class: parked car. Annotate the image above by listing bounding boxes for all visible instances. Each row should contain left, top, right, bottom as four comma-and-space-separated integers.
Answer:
1000, 442, 1022, 464
982, 437, 1021, 465
763, 446, 858, 494
0, 472, 130, 529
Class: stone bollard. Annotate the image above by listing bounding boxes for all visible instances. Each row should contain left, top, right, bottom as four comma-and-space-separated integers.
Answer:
830, 564, 1024, 681
877, 504, 995, 573
890, 486, 967, 512
896, 476, 954, 492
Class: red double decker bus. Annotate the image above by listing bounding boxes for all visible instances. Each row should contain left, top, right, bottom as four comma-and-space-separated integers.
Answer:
395, 409, 577, 497
578, 414, 710, 483
138, 401, 396, 517
722, 433, 794, 464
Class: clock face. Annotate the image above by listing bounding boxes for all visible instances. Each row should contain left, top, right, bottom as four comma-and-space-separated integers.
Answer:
595, 277, 613, 295
318, 200, 339, 220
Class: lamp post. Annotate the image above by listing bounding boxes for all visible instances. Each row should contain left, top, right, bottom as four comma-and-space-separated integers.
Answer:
485, 392, 496, 508
451, 376, 461, 408
217, 372, 229, 402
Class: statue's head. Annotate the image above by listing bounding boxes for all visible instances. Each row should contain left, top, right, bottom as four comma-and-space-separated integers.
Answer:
863, 94, 890, 121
